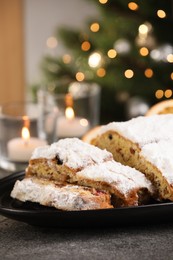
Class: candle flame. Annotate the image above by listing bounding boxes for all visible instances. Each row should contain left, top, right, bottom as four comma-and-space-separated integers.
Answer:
21, 126, 30, 142
65, 94, 73, 107
22, 116, 30, 128
65, 107, 75, 120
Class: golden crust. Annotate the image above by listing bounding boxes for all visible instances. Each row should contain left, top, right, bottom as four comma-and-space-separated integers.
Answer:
91, 130, 173, 201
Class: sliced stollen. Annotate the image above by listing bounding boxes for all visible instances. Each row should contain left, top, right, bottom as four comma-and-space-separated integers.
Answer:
89, 114, 173, 201
24, 138, 154, 207
26, 138, 113, 183
11, 177, 113, 211
67, 160, 154, 207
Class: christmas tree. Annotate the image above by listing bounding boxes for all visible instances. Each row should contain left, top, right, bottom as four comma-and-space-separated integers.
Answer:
38, 0, 173, 123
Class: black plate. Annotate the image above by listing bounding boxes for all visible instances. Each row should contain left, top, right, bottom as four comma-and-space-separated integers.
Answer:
1, 172, 173, 227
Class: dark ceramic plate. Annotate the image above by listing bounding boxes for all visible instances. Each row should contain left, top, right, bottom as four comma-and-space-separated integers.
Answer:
0, 171, 173, 227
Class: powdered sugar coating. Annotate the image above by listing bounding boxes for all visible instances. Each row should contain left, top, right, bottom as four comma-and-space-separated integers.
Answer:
99, 114, 173, 147
31, 138, 113, 169
97, 114, 173, 185
141, 140, 173, 185
77, 161, 153, 196
11, 178, 111, 211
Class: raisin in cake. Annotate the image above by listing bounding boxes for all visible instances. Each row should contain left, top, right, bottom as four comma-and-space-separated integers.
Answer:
25, 138, 113, 182
21, 138, 154, 207
89, 114, 173, 201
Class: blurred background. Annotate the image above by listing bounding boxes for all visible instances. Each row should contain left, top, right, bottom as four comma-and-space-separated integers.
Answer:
1, 0, 173, 123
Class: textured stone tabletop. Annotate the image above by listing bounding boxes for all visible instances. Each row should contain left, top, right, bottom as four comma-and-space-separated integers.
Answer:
0, 214, 173, 260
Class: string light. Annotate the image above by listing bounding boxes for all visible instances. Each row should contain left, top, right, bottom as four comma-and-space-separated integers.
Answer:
99, 0, 108, 4
46, 37, 58, 48
124, 69, 134, 79
138, 24, 149, 35
144, 68, 153, 78
90, 23, 100, 32
107, 49, 117, 58
62, 54, 72, 64
88, 52, 102, 68
157, 10, 166, 18
128, 2, 139, 11
150, 45, 173, 62
136, 22, 154, 48
75, 72, 85, 81
171, 72, 173, 80
165, 89, 172, 98
155, 90, 164, 99
96, 68, 106, 77
81, 41, 91, 51
139, 47, 149, 56
167, 54, 173, 63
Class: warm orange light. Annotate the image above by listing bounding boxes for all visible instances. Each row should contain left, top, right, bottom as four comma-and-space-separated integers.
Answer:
65, 107, 75, 120
171, 72, 173, 80
22, 116, 30, 128
165, 89, 172, 98
65, 94, 73, 107
128, 2, 138, 11
144, 68, 153, 78
157, 10, 166, 18
97, 68, 106, 77
76, 72, 85, 81
99, 0, 108, 4
124, 69, 134, 79
139, 47, 149, 56
155, 90, 164, 99
81, 41, 91, 51
21, 127, 30, 142
107, 49, 117, 58
90, 23, 100, 32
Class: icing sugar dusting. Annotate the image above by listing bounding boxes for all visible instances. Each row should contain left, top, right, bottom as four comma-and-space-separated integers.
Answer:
141, 140, 173, 184
77, 161, 153, 196
11, 178, 110, 211
31, 138, 112, 169
98, 114, 173, 186
99, 114, 173, 147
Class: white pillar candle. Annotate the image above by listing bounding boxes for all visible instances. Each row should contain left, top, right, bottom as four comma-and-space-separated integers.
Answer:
57, 106, 90, 138
57, 116, 90, 138
7, 137, 47, 162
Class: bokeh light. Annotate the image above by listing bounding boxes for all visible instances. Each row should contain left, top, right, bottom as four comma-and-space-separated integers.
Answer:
128, 2, 138, 11
107, 49, 117, 58
46, 37, 58, 48
96, 68, 106, 77
155, 89, 164, 99
76, 72, 85, 81
124, 69, 134, 78
144, 68, 153, 78
139, 47, 149, 56
157, 10, 166, 18
90, 23, 100, 32
81, 41, 91, 51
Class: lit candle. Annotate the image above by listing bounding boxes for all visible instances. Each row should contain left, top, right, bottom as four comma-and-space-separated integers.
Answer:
7, 125, 47, 162
57, 106, 90, 138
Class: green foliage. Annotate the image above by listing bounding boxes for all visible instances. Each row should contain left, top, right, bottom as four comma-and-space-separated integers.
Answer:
37, 0, 173, 121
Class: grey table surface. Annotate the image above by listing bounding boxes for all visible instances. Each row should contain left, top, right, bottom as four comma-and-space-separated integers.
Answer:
1, 170, 173, 260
